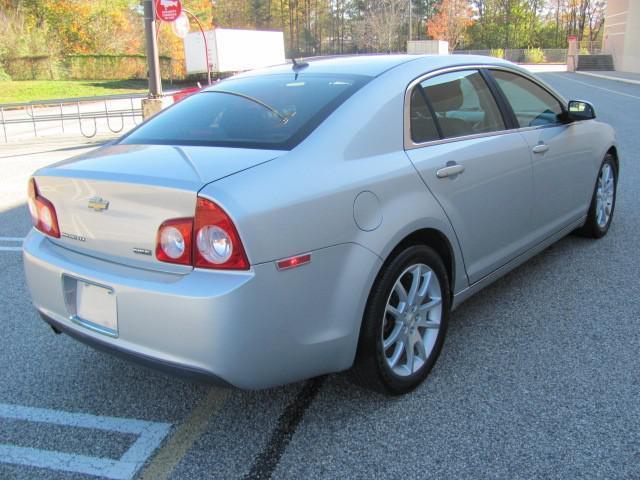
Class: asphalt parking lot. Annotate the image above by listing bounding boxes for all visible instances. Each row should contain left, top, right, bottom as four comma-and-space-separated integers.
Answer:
1, 72, 639, 479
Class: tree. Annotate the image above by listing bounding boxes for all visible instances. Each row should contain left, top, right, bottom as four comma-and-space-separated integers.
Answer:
426, 0, 473, 50
350, 0, 407, 53
0, 0, 611, 79
586, 1, 605, 42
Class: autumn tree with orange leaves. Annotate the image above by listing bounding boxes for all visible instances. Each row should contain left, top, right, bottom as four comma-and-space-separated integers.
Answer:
426, 0, 474, 51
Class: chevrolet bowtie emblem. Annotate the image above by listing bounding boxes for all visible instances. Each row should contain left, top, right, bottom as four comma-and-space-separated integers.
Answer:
88, 196, 109, 212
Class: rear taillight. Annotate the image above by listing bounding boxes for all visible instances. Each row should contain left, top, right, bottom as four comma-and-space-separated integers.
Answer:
193, 197, 249, 270
27, 178, 60, 238
156, 218, 193, 265
155, 197, 249, 270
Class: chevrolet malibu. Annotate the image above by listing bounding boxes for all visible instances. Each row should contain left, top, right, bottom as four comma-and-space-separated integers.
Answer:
24, 55, 618, 394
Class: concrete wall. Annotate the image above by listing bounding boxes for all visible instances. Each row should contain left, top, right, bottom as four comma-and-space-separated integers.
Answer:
603, 0, 640, 73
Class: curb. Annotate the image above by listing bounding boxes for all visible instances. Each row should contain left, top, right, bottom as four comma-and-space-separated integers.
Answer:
575, 71, 640, 86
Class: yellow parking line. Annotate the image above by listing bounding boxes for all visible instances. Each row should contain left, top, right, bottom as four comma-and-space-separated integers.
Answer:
139, 387, 231, 480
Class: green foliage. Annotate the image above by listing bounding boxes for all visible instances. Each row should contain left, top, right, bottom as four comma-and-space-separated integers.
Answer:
525, 48, 545, 64
466, 0, 546, 50
466, 0, 605, 50
0, 66, 11, 81
489, 48, 504, 59
3, 54, 176, 81
0, 0, 608, 82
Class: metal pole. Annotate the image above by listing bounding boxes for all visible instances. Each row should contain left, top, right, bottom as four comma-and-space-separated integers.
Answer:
0, 107, 7, 143
30, 104, 37, 136
143, 0, 163, 98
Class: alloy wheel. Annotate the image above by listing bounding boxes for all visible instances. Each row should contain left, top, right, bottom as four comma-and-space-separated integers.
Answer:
595, 163, 615, 229
381, 263, 442, 377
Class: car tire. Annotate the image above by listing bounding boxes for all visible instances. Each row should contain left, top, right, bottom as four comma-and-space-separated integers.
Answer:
576, 153, 617, 239
350, 245, 450, 395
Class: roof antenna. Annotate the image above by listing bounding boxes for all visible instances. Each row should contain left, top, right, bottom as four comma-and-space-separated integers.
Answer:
291, 57, 309, 71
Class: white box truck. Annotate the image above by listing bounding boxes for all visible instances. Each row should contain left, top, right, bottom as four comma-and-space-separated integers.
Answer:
407, 40, 449, 55
184, 28, 286, 74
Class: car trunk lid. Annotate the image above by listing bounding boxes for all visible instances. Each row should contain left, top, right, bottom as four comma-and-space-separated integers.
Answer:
34, 144, 284, 272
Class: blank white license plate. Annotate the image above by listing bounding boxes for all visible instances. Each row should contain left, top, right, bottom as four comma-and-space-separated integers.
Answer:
75, 281, 118, 336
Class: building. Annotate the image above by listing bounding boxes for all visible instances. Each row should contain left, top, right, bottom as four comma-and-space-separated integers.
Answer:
603, 0, 640, 73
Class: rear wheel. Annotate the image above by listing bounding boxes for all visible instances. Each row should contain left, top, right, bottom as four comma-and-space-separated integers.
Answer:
577, 154, 617, 238
351, 245, 450, 395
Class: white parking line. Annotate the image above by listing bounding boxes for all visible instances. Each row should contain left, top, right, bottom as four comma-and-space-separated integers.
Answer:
0, 237, 24, 252
0, 403, 172, 480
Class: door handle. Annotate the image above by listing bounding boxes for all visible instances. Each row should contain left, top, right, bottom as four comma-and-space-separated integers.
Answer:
532, 143, 549, 154
436, 164, 465, 179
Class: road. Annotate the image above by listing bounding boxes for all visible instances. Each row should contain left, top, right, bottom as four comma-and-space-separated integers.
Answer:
0, 72, 638, 480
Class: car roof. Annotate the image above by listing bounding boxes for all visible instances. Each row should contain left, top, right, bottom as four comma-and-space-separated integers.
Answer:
222, 54, 516, 81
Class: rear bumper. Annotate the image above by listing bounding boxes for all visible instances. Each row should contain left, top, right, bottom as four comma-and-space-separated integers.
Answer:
38, 310, 232, 386
23, 230, 381, 389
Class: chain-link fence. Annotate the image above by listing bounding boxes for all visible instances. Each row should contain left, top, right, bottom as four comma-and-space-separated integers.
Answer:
454, 42, 602, 64
453, 48, 571, 63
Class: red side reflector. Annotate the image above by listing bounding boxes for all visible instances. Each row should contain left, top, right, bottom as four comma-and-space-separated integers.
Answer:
276, 253, 311, 271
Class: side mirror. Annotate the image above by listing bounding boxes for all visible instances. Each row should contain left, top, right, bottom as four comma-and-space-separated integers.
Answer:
566, 100, 596, 121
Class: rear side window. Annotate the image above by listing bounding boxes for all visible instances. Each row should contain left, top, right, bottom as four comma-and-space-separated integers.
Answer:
409, 87, 440, 143
121, 73, 370, 150
491, 70, 564, 128
418, 70, 505, 140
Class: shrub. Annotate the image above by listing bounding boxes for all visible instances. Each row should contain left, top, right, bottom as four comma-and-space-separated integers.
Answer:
489, 48, 505, 59
0, 65, 11, 81
1, 54, 182, 81
525, 48, 546, 64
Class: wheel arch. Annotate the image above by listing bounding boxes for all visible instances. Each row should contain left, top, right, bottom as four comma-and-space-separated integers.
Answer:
350, 227, 457, 390
380, 227, 457, 304
607, 145, 619, 173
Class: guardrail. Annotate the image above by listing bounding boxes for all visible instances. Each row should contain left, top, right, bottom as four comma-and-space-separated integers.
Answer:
0, 93, 146, 143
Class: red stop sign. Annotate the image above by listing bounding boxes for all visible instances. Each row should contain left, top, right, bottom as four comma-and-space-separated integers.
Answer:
155, 0, 182, 22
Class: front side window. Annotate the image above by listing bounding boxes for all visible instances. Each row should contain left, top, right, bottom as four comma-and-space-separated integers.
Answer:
121, 73, 370, 150
491, 70, 564, 128
418, 70, 505, 139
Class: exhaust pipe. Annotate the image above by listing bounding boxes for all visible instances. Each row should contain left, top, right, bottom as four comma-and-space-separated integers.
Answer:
38, 311, 62, 334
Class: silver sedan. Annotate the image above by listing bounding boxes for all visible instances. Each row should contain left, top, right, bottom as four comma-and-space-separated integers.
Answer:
23, 55, 618, 394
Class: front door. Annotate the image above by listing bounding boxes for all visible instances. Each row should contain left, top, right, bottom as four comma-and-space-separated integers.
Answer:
489, 69, 595, 239
405, 69, 535, 284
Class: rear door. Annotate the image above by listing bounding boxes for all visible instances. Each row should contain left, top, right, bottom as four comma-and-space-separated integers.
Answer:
405, 68, 535, 284
488, 69, 595, 238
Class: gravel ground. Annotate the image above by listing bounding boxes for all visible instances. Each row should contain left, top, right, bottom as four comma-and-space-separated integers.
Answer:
0, 72, 637, 480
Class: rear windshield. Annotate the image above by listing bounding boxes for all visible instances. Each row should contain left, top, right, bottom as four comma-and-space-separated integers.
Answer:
120, 73, 370, 150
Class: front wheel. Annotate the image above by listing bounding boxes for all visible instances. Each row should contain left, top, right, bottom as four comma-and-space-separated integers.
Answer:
577, 153, 617, 238
351, 245, 450, 395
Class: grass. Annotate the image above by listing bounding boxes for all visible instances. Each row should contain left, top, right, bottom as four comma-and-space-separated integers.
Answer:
0, 79, 182, 104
